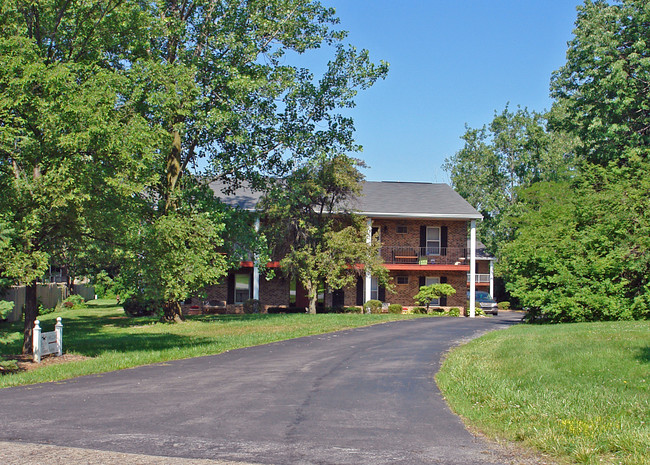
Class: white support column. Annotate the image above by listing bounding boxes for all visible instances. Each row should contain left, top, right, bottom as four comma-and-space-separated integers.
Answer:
469, 220, 476, 318
55, 317, 63, 357
253, 218, 260, 301
364, 218, 372, 305
489, 260, 495, 299
33, 320, 42, 363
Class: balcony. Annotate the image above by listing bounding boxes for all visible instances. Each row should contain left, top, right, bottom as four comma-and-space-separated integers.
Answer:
379, 246, 468, 266
468, 273, 491, 283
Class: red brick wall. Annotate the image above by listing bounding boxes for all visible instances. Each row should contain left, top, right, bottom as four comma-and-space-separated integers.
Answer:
372, 219, 468, 250
476, 260, 491, 274
260, 276, 289, 306
384, 270, 467, 308
336, 270, 467, 310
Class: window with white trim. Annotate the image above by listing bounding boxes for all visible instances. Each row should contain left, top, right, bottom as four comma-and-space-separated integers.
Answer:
426, 227, 440, 255
370, 277, 379, 300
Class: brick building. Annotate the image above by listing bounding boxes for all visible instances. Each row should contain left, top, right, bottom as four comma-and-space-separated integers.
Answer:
193, 181, 484, 316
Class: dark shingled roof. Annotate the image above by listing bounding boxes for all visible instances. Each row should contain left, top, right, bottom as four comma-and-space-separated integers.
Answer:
209, 180, 481, 220
354, 182, 482, 219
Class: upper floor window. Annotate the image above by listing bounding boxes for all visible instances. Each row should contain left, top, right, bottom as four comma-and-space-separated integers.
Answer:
396, 225, 407, 234
426, 227, 440, 255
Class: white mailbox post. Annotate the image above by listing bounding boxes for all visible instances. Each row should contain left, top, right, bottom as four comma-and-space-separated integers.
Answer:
33, 317, 63, 363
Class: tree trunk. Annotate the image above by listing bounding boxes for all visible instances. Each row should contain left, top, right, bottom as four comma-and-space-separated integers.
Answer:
22, 280, 39, 354
164, 130, 182, 215
163, 299, 184, 323
306, 281, 318, 314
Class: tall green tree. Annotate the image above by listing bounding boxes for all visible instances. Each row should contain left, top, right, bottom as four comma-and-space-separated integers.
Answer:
550, 0, 650, 168
1, 0, 389, 338
500, 0, 650, 322
443, 105, 575, 253
0, 1, 156, 352
261, 155, 388, 314
112, 0, 389, 320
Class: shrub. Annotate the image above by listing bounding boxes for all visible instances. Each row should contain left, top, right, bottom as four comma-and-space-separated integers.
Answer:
430, 307, 445, 314
388, 304, 403, 314
344, 306, 362, 313
61, 294, 87, 310
447, 307, 461, 317
0, 301, 14, 320
412, 307, 427, 314
0, 359, 20, 375
498, 301, 510, 310
92, 270, 118, 299
123, 297, 161, 317
243, 299, 261, 314
267, 306, 306, 314
363, 299, 383, 314
475, 307, 485, 317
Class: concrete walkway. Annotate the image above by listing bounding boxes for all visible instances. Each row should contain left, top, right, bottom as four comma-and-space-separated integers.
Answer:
0, 313, 540, 465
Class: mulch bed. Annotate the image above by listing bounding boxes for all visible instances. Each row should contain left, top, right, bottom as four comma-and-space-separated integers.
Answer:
0, 353, 89, 375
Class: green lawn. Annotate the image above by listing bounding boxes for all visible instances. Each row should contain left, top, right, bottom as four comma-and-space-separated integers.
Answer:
0, 299, 422, 388
436, 320, 650, 465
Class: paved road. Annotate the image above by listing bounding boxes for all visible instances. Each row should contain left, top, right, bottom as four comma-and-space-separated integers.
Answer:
0, 313, 522, 464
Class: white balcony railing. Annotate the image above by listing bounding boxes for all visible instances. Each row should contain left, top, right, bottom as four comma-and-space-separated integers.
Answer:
467, 273, 490, 283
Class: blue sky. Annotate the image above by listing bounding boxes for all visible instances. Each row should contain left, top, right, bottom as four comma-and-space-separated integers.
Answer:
316, 0, 584, 183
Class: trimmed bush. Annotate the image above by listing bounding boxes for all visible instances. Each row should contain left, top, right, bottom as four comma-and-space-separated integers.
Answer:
363, 299, 383, 314
243, 299, 261, 314
123, 297, 161, 317
344, 306, 362, 313
412, 307, 427, 314
388, 304, 403, 314
497, 301, 510, 310
447, 307, 461, 317
267, 306, 306, 314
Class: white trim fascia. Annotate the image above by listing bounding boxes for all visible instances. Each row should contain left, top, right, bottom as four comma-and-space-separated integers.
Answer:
359, 212, 483, 220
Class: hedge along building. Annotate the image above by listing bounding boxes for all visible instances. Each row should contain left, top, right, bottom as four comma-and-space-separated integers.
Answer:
192, 181, 482, 316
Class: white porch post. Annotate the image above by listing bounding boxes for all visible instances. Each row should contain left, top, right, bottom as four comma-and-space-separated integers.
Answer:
365, 218, 372, 304
489, 259, 494, 299
469, 220, 476, 318
33, 320, 41, 363
252, 218, 260, 301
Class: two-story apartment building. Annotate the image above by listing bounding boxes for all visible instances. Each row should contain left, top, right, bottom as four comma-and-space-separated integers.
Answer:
193, 181, 482, 316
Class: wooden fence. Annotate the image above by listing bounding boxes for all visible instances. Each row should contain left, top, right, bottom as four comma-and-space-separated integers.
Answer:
1, 283, 95, 322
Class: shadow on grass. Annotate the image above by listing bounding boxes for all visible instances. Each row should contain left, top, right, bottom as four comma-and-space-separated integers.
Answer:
637, 346, 650, 364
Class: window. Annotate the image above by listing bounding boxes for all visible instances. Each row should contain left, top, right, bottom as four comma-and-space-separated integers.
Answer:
235, 273, 251, 304
425, 276, 440, 306
426, 227, 440, 255
370, 277, 379, 300
396, 276, 409, 285
397, 225, 408, 234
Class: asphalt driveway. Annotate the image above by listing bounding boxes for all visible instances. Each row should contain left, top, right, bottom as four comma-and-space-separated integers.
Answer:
0, 313, 523, 465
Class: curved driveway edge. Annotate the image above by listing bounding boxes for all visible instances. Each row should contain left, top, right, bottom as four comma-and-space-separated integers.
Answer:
0, 313, 524, 465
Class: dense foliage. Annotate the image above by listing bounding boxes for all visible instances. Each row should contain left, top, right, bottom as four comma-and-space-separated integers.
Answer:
261, 155, 389, 314
447, 0, 650, 322
0, 0, 387, 346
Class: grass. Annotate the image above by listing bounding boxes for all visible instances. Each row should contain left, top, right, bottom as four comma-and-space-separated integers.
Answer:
436, 320, 650, 465
0, 299, 423, 388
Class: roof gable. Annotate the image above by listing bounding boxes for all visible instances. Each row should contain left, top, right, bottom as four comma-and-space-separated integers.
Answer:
209, 180, 482, 220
